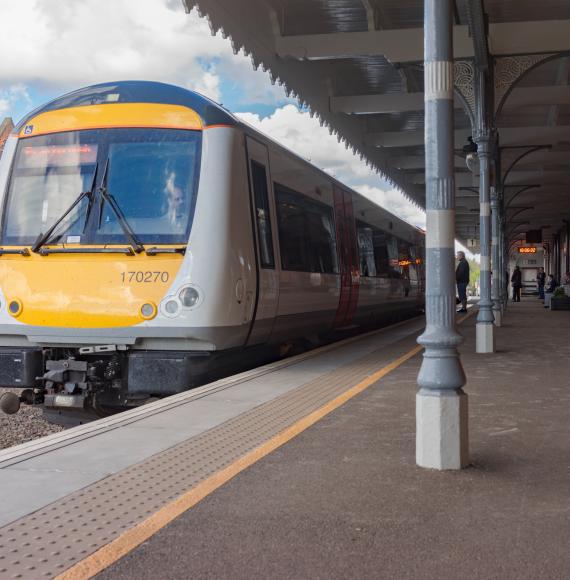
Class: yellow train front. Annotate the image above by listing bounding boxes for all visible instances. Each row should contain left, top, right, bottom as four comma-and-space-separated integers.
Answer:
0, 80, 425, 423
0, 81, 262, 422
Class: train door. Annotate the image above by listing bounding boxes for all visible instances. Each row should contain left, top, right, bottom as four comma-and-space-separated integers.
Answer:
245, 136, 280, 344
333, 186, 360, 328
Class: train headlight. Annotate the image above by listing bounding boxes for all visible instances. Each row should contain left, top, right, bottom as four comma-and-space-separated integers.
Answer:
9, 299, 22, 317
164, 300, 180, 316
140, 302, 157, 320
179, 286, 200, 308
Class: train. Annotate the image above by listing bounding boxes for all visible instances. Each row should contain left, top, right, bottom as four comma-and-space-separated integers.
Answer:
0, 81, 424, 423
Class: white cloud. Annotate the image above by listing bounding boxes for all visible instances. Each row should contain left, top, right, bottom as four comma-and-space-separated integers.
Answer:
0, 1, 289, 106
237, 106, 368, 177
0, 1, 217, 88
355, 185, 426, 228
0, 1, 423, 227
186, 69, 222, 102
237, 106, 425, 227
216, 50, 292, 106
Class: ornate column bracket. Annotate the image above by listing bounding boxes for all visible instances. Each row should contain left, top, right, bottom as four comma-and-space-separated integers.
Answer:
495, 54, 556, 116
454, 60, 476, 126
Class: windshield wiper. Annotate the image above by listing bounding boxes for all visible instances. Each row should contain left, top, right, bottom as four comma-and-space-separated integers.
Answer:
37, 246, 136, 256
146, 246, 186, 256
31, 163, 99, 254
0, 247, 31, 256
98, 159, 145, 254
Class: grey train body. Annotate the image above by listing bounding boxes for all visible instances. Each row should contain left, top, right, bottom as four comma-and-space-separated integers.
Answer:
0, 83, 424, 418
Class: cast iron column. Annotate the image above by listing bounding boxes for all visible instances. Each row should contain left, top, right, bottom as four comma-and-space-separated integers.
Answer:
490, 186, 502, 325
416, 0, 469, 470
499, 214, 509, 316
501, 216, 508, 310
474, 132, 495, 351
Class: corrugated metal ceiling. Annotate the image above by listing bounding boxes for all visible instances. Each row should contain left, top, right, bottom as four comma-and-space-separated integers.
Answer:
187, 0, 570, 247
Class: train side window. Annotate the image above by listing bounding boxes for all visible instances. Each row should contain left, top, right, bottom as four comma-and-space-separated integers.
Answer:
275, 183, 338, 274
386, 235, 400, 278
408, 245, 419, 282
356, 221, 376, 277
372, 229, 390, 277
250, 161, 275, 268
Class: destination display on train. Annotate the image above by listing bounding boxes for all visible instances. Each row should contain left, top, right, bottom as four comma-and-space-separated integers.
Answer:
518, 246, 537, 254
20, 144, 98, 168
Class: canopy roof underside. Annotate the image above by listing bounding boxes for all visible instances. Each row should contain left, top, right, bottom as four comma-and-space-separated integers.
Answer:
184, 0, 570, 250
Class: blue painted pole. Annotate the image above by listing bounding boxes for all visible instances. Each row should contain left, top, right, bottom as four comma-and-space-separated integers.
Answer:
416, 0, 469, 470
491, 186, 502, 325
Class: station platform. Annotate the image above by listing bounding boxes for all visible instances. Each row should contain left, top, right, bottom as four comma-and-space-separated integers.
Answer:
0, 300, 568, 579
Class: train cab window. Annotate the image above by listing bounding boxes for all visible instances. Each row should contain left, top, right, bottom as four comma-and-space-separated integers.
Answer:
250, 161, 275, 268
275, 184, 338, 274
99, 130, 201, 244
2, 128, 201, 246
2, 135, 98, 244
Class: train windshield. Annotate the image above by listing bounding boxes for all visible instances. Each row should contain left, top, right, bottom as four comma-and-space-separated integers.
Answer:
2, 128, 201, 246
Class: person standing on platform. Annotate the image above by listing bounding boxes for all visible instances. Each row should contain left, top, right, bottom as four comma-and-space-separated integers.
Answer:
511, 266, 522, 302
537, 267, 546, 299
456, 251, 469, 313
545, 274, 558, 294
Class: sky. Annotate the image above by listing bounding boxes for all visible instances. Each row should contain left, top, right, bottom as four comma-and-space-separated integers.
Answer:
0, 0, 427, 228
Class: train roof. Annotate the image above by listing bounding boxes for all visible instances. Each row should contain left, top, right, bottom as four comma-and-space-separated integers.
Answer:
14, 80, 239, 132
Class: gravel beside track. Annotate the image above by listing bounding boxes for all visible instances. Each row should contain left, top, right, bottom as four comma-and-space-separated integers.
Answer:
0, 389, 63, 449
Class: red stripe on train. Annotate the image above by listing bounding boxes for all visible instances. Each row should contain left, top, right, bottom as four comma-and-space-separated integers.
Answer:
333, 186, 360, 329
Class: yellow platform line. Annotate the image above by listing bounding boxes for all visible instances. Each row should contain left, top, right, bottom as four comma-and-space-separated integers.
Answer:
58, 309, 476, 579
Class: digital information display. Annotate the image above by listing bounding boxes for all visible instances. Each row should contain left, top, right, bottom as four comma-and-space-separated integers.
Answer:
518, 246, 537, 254
21, 144, 98, 168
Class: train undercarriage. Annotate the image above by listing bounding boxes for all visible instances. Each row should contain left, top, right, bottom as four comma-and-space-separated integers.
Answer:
0, 342, 289, 425
0, 345, 238, 425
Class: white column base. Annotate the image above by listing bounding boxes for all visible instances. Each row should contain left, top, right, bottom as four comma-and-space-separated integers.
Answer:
493, 308, 502, 327
476, 322, 494, 353
416, 390, 469, 470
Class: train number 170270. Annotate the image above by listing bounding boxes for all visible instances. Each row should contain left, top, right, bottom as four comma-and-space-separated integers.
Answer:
121, 271, 170, 283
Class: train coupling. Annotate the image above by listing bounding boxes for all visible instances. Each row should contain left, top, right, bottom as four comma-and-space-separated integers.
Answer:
37, 359, 89, 411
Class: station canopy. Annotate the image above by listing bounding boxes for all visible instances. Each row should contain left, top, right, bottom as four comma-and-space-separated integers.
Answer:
185, 0, 570, 250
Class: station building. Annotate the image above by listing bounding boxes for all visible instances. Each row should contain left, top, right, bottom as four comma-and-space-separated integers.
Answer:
0, 117, 14, 157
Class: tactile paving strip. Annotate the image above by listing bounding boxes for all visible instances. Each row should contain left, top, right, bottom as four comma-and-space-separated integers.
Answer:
0, 335, 418, 579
